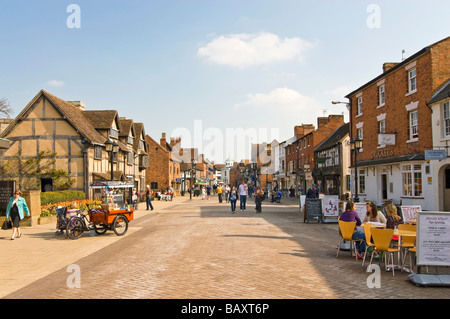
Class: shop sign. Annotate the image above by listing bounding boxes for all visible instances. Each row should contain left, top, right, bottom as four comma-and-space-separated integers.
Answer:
371, 148, 394, 159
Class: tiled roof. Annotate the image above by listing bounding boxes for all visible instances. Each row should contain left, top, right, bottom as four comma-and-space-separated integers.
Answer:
42, 90, 107, 145
83, 110, 120, 131
428, 78, 450, 104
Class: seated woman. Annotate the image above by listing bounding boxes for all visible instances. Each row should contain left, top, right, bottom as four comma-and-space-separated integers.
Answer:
339, 201, 366, 259
385, 204, 403, 241
363, 201, 386, 224
385, 204, 403, 229
66, 201, 79, 219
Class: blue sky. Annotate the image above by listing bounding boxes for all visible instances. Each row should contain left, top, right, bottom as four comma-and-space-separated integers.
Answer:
1, 0, 449, 162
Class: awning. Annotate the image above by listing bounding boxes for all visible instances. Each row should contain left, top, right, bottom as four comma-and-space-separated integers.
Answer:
89, 181, 134, 189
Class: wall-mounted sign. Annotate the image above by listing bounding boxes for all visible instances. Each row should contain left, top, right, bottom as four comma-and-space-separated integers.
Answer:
425, 150, 446, 161
378, 134, 396, 145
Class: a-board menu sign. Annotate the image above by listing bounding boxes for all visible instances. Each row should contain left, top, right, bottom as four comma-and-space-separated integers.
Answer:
417, 211, 450, 267
354, 203, 367, 222
0, 181, 15, 216
323, 195, 339, 217
401, 205, 421, 223
304, 199, 323, 223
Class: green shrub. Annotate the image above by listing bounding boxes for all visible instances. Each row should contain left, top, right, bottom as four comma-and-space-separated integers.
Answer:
40, 190, 86, 205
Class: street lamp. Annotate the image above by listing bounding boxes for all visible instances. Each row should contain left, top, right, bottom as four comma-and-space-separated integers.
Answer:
190, 159, 197, 200
105, 138, 119, 181
252, 162, 258, 186
350, 137, 363, 202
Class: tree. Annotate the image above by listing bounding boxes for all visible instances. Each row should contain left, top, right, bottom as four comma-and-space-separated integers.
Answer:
0, 97, 13, 118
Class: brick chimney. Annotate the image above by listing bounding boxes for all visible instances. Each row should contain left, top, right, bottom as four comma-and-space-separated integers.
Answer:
160, 133, 167, 149
383, 62, 399, 73
294, 124, 315, 139
317, 114, 345, 129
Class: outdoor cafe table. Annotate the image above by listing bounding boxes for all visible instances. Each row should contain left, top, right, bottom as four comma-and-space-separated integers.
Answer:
364, 224, 417, 272
392, 229, 416, 273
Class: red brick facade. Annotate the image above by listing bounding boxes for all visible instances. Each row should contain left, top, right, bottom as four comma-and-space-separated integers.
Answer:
346, 36, 450, 165
286, 115, 345, 189
344, 36, 450, 206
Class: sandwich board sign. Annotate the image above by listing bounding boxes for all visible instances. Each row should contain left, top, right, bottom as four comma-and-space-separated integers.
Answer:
416, 211, 450, 267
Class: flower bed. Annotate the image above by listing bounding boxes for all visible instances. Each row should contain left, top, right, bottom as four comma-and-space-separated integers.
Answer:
40, 199, 103, 217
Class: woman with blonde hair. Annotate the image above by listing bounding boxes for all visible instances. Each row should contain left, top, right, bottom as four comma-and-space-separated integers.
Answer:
385, 204, 403, 229
6, 190, 30, 240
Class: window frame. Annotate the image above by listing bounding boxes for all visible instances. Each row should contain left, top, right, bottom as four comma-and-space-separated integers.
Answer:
401, 164, 423, 197
408, 68, 417, 94
443, 101, 450, 138
357, 96, 363, 116
378, 84, 385, 106
409, 110, 418, 140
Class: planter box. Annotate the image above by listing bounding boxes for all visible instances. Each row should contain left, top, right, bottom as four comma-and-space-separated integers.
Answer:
38, 215, 57, 225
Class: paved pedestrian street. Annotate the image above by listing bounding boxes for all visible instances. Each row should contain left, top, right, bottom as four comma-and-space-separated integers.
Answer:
1, 196, 449, 301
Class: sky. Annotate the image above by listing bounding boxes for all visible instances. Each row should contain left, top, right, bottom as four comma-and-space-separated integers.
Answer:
1, 0, 449, 163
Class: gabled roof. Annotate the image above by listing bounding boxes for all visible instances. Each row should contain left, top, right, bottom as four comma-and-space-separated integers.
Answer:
346, 36, 450, 98
83, 110, 121, 131
428, 78, 450, 105
119, 117, 135, 138
314, 123, 349, 152
133, 123, 147, 154
0, 90, 107, 145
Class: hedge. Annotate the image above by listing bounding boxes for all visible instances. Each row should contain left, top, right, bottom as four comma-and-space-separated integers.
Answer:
40, 190, 86, 206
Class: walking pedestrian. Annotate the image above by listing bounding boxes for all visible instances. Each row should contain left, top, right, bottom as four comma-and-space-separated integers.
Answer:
145, 185, 154, 211
206, 185, 211, 200
132, 188, 138, 209
217, 184, 223, 203
306, 184, 319, 199
201, 186, 206, 200
254, 187, 264, 213
238, 179, 248, 211
225, 184, 230, 203
6, 190, 30, 240
230, 186, 238, 214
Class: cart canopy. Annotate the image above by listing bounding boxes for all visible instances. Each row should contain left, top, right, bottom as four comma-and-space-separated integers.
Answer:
89, 181, 134, 189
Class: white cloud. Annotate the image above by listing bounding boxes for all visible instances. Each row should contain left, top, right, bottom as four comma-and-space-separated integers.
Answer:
46, 80, 65, 87
235, 87, 321, 112
197, 32, 316, 68
234, 88, 324, 141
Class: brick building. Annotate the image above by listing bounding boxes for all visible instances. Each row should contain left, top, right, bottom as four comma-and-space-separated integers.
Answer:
313, 123, 350, 199
145, 133, 183, 195
285, 115, 345, 192
345, 36, 450, 209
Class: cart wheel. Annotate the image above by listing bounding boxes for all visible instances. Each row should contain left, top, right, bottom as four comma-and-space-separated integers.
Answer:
66, 217, 84, 240
94, 224, 107, 235
112, 214, 128, 236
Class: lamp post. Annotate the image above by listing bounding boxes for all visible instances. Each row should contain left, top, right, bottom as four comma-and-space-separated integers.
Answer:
252, 162, 258, 187
350, 137, 363, 202
105, 138, 119, 181
190, 159, 196, 200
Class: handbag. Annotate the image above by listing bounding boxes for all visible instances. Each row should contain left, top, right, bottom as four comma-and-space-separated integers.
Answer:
2, 218, 12, 230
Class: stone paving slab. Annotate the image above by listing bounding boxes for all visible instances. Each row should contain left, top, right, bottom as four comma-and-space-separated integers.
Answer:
2, 196, 450, 299
0, 197, 177, 298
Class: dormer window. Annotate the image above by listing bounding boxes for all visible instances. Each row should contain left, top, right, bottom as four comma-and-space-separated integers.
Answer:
109, 128, 119, 139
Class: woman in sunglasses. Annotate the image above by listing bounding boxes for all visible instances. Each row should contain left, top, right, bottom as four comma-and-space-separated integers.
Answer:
6, 190, 30, 240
